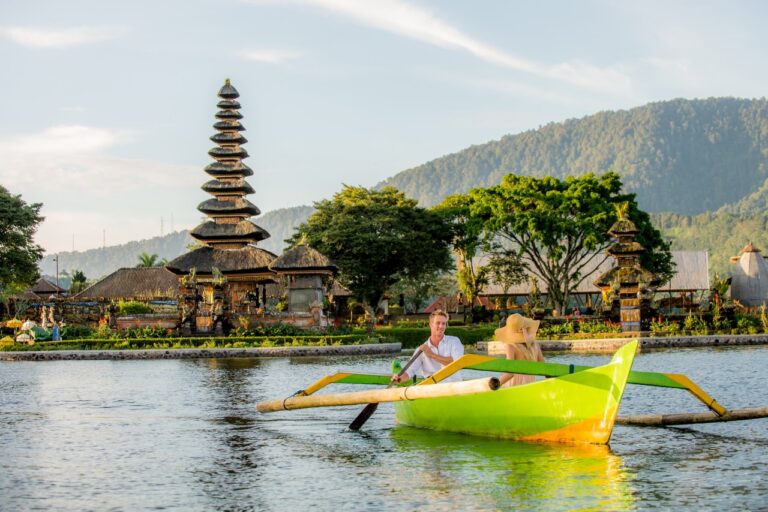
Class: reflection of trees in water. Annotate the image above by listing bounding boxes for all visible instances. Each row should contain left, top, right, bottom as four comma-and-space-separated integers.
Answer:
182, 358, 266, 509
385, 427, 634, 511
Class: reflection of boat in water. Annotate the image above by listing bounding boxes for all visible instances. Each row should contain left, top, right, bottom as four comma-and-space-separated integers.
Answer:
389, 427, 634, 510
258, 342, 637, 444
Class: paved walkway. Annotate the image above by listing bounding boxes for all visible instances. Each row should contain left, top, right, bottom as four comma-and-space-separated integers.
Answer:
0, 342, 402, 361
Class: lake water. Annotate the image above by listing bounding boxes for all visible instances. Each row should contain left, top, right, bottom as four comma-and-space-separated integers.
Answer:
1, 346, 766, 511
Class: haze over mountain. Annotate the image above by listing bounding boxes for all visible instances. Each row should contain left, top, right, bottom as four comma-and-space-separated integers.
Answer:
41, 97, 768, 282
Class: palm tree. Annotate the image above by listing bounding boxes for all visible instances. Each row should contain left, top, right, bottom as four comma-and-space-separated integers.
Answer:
136, 252, 160, 268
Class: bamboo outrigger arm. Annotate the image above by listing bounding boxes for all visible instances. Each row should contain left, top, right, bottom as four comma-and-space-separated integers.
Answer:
617, 407, 768, 426
256, 377, 501, 413
418, 354, 728, 416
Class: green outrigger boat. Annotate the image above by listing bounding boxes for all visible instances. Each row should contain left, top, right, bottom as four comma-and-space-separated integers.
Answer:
257, 340, 765, 444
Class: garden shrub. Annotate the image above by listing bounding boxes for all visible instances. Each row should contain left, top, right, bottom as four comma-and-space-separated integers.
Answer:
118, 300, 152, 315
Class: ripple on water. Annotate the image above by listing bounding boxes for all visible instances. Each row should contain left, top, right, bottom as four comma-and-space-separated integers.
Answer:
0, 346, 766, 510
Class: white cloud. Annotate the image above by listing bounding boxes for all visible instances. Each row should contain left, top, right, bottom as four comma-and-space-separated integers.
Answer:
0, 125, 124, 155
283, 0, 633, 95
0, 25, 128, 48
239, 48, 303, 64
0, 125, 196, 197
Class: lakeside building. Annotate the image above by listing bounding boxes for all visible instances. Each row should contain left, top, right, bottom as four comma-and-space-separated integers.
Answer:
474, 250, 710, 313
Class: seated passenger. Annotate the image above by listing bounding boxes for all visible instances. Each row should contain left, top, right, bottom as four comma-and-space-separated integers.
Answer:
495, 313, 544, 387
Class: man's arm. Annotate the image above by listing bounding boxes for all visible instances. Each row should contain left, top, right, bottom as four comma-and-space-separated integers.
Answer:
391, 347, 423, 383
420, 345, 454, 366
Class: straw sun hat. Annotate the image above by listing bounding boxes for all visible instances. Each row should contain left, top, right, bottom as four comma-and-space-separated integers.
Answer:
495, 313, 540, 344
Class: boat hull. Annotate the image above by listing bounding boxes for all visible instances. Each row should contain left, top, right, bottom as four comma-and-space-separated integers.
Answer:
394, 340, 638, 444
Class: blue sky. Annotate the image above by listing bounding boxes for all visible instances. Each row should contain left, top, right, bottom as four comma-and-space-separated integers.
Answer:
1, 0, 766, 254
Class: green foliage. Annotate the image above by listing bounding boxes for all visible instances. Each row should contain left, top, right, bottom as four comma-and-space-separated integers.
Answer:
136, 252, 162, 268
539, 322, 575, 336
683, 313, 709, 335
290, 186, 453, 321
434, 194, 488, 320
69, 270, 88, 294
575, 320, 622, 334
465, 172, 672, 313
650, 318, 681, 336
735, 313, 761, 334
485, 249, 527, 295
117, 300, 152, 315
0, 185, 44, 292
389, 271, 456, 315
61, 324, 95, 339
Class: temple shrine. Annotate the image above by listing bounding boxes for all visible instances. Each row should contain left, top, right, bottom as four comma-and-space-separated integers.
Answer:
166, 80, 336, 334
594, 207, 659, 332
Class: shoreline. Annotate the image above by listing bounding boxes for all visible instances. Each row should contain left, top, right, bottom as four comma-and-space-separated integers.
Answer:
479, 333, 768, 354
0, 342, 402, 361
3, 333, 768, 361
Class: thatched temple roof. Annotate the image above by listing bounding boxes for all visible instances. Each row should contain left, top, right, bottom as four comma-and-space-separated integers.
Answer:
77, 267, 179, 300
165, 246, 277, 275
269, 245, 337, 272
28, 277, 66, 296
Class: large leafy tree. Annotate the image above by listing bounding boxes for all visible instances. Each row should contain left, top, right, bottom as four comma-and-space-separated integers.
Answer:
434, 194, 490, 322
290, 186, 453, 322
0, 185, 44, 293
469, 172, 673, 314
389, 270, 457, 314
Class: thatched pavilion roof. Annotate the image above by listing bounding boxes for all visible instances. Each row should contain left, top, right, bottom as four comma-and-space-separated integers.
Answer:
165, 246, 277, 275
480, 251, 709, 296
28, 277, 66, 296
76, 267, 179, 300
269, 245, 337, 272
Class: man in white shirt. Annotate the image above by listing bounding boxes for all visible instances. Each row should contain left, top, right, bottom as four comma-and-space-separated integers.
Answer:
391, 309, 464, 384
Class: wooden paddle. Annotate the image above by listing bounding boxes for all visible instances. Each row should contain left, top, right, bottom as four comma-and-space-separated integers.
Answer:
347, 348, 423, 431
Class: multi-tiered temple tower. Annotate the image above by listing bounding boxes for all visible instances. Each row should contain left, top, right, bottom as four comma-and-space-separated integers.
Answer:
190, 79, 270, 249
167, 80, 277, 334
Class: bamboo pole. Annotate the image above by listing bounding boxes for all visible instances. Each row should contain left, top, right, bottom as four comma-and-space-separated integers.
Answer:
257, 377, 501, 413
617, 406, 768, 426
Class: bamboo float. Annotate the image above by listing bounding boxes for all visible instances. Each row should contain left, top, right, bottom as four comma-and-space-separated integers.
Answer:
257, 377, 501, 413
617, 406, 768, 426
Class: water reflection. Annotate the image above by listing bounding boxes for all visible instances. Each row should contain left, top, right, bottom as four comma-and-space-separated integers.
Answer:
388, 427, 634, 510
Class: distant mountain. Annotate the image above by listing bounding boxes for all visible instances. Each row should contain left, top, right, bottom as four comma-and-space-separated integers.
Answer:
38, 206, 314, 280
378, 97, 768, 215
39, 97, 768, 281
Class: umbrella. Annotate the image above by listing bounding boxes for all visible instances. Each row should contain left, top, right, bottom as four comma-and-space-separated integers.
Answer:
5, 318, 23, 329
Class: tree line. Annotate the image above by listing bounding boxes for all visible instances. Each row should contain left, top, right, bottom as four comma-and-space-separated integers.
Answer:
291, 172, 671, 322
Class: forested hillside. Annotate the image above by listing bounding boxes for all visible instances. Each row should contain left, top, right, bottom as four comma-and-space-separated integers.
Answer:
654, 174, 768, 277
379, 98, 768, 215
